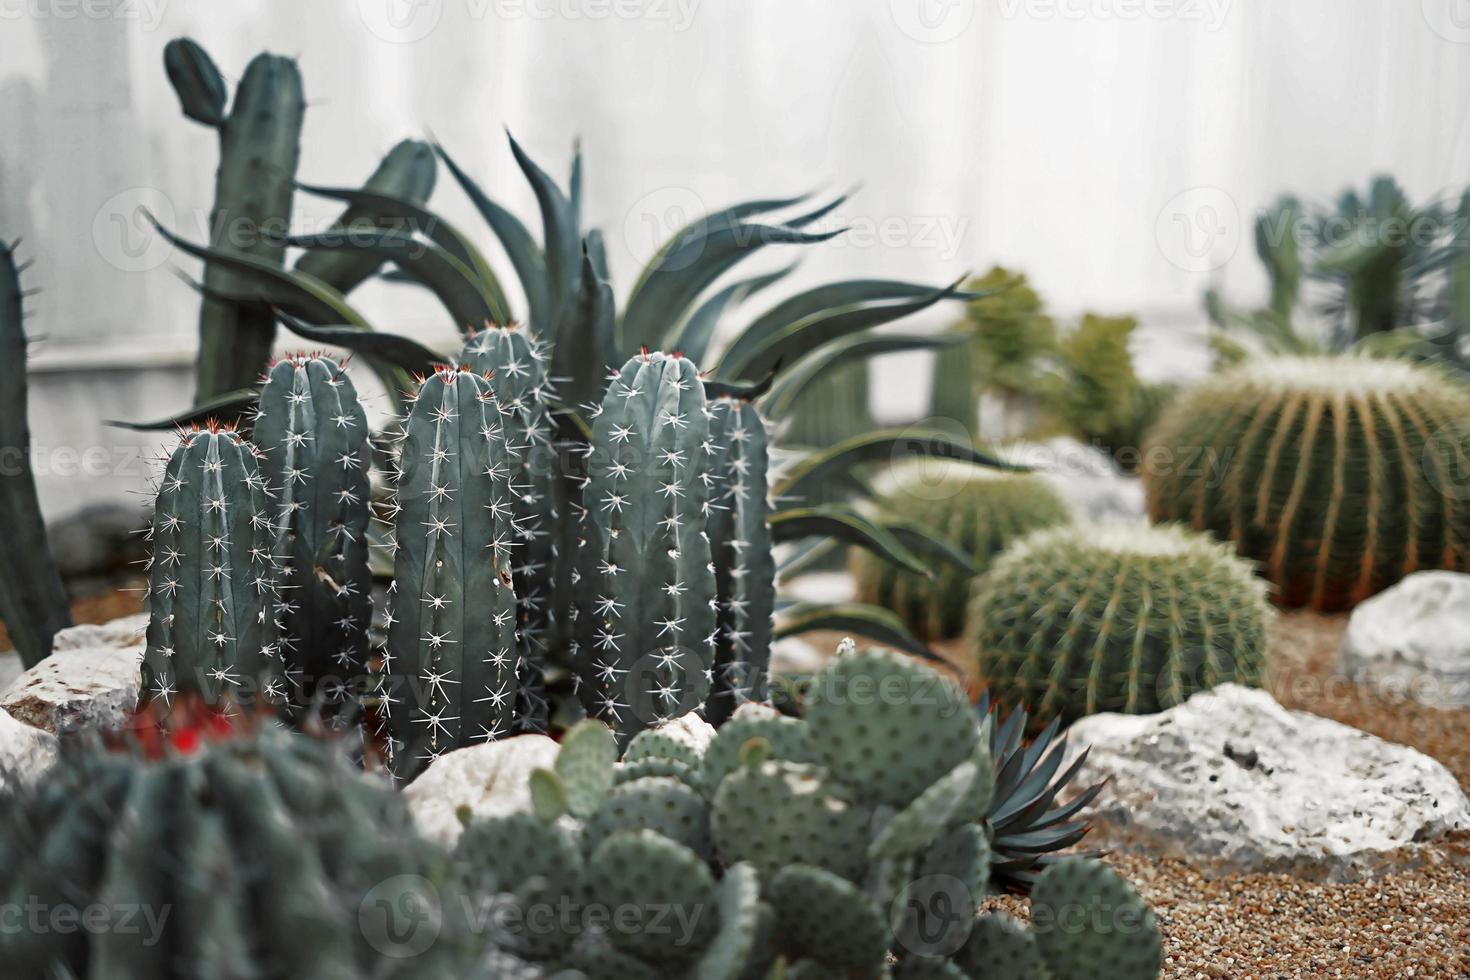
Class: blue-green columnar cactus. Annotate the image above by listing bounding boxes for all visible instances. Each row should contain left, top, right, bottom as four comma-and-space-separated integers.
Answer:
0, 704, 469, 978
143, 423, 280, 709
252, 354, 372, 717
451, 642, 1162, 979
164, 38, 305, 402
574, 351, 717, 739
458, 324, 563, 731
704, 395, 776, 725
379, 366, 522, 779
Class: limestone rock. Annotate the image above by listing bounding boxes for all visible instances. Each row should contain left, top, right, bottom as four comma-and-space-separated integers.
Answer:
0, 707, 57, 790
1, 637, 144, 736
1065, 684, 1470, 880
405, 734, 561, 847
1339, 571, 1470, 707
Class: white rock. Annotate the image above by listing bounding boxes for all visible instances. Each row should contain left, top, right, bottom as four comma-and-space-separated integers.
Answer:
50, 613, 148, 652
1003, 436, 1146, 523
1065, 684, 1470, 881
0, 642, 144, 736
1339, 571, 1470, 708
769, 637, 828, 676
405, 734, 561, 847
654, 711, 716, 756
0, 651, 21, 694
0, 707, 58, 790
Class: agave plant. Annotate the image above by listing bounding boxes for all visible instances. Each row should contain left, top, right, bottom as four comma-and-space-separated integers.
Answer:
134, 120, 1011, 664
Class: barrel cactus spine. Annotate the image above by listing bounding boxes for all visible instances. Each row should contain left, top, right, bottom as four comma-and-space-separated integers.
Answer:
704, 395, 776, 725
574, 350, 717, 740
143, 422, 281, 709
1143, 355, 1470, 609
970, 523, 1271, 727
164, 38, 305, 402
378, 365, 522, 779
851, 461, 1070, 641
252, 353, 372, 718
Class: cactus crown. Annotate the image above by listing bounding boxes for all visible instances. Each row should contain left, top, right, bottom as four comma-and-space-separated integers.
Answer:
970, 523, 1271, 726
1144, 353, 1470, 609
451, 641, 1162, 978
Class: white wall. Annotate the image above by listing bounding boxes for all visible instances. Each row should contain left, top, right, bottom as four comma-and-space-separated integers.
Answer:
3, 0, 1470, 517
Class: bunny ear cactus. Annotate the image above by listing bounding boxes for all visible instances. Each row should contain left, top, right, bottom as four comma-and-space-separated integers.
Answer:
164, 38, 305, 402
253, 354, 372, 718
143, 422, 280, 710
704, 395, 776, 724
0, 239, 71, 668
1143, 355, 1470, 609
378, 366, 522, 779
452, 642, 1161, 978
970, 523, 1271, 727
574, 351, 717, 740
0, 703, 469, 979
851, 461, 1069, 641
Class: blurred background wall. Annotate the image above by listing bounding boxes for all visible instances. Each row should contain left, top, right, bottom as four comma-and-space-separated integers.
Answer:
3, 0, 1470, 519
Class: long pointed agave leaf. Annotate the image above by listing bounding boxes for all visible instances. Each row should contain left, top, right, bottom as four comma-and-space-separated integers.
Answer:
773, 602, 941, 662
551, 241, 616, 408
665, 261, 798, 362
719, 278, 987, 374
620, 221, 843, 355
768, 506, 929, 577
433, 141, 550, 331
775, 430, 1022, 505
724, 278, 968, 381
285, 229, 498, 330
763, 331, 965, 419
508, 131, 581, 333
106, 388, 261, 431
275, 313, 444, 378
879, 519, 978, 575
295, 181, 511, 321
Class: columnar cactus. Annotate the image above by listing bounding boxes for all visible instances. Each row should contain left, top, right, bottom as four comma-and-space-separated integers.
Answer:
970, 523, 1271, 726
1143, 355, 1470, 609
851, 461, 1069, 641
253, 354, 372, 715
452, 642, 1162, 978
378, 366, 521, 778
704, 395, 776, 724
0, 703, 467, 978
0, 239, 71, 668
574, 351, 716, 739
164, 38, 305, 401
458, 325, 562, 731
143, 423, 280, 709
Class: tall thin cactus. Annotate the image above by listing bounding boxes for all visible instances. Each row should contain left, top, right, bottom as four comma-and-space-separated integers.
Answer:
0, 239, 71, 668
704, 395, 775, 724
252, 354, 372, 717
142, 424, 279, 708
575, 351, 716, 739
378, 366, 522, 779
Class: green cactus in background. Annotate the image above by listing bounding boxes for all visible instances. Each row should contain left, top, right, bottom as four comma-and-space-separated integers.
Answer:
574, 351, 717, 740
143, 423, 280, 709
970, 523, 1271, 726
253, 354, 372, 718
930, 266, 1057, 440
705, 395, 776, 724
458, 324, 562, 730
1144, 355, 1470, 610
452, 642, 1161, 978
1051, 314, 1144, 454
378, 366, 522, 779
0, 705, 467, 978
0, 239, 71, 668
164, 38, 305, 403
852, 461, 1069, 641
